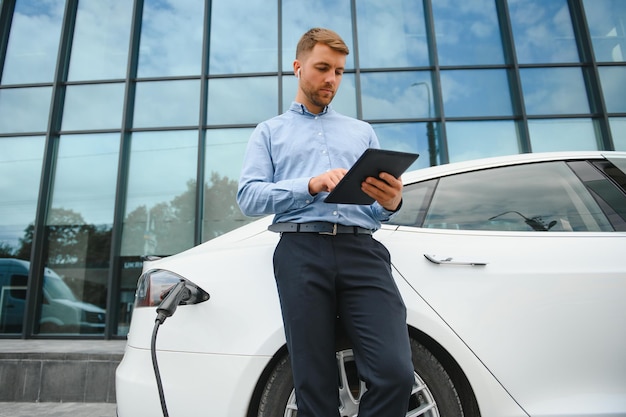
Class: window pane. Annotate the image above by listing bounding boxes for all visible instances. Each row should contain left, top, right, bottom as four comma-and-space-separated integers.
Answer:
282, 0, 354, 72
509, 0, 579, 64
207, 77, 277, 125
432, 0, 504, 65
134, 80, 200, 128
583, 0, 626, 63
598, 66, 626, 113
609, 117, 626, 151
361, 72, 435, 120
441, 69, 512, 117
373, 123, 436, 169
423, 161, 613, 232
62, 83, 125, 130
446, 121, 520, 163
67, 0, 133, 81
0, 136, 45, 259
48, 134, 120, 226
209, 0, 277, 74
282, 73, 357, 118
528, 118, 599, 152
121, 131, 197, 257
40, 134, 119, 334
0, 87, 52, 134
356, 0, 429, 68
520, 68, 589, 115
1, 0, 64, 84
138, 0, 204, 77
203, 128, 253, 241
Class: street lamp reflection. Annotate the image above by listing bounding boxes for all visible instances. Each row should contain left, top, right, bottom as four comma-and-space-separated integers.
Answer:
411, 82, 437, 167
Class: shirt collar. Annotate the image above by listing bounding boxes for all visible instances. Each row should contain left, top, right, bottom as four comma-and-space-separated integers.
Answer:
290, 101, 330, 117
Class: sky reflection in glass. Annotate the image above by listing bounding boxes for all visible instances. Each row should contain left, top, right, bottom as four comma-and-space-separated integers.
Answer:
48, 134, 120, 226
67, 0, 133, 81
520, 68, 589, 115
610, 118, 626, 151
208, 77, 278, 125
138, 0, 204, 77
0, 87, 52, 134
0, 136, 45, 250
446, 121, 519, 163
134, 80, 200, 128
1, 0, 63, 84
62, 84, 125, 131
528, 119, 599, 152
583, 0, 626, 63
361, 72, 434, 120
432, 0, 505, 65
356, 0, 429, 68
509, 0, 579, 64
440, 69, 512, 117
209, 0, 277, 74
598, 66, 626, 113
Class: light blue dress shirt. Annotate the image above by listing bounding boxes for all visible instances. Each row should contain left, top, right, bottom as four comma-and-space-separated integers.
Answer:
237, 102, 397, 230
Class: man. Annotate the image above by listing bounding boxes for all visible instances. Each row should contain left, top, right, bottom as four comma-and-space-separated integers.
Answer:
237, 27, 414, 417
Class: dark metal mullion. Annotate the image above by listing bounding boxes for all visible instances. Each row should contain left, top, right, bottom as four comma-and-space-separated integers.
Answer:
423, 0, 447, 165
568, 0, 614, 150
194, 0, 212, 245
25, 0, 78, 338
277, 0, 283, 113
496, 0, 531, 153
350, 0, 363, 120
0, 0, 16, 82
106, 0, 144, 338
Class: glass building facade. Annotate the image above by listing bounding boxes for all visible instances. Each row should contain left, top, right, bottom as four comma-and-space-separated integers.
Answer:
0, 0, 625, 339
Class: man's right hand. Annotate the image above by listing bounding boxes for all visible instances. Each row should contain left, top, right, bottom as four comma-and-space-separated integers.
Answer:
308, 168, 347, 195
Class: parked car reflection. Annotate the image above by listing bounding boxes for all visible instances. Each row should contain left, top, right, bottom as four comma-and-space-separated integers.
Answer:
0, 258, 106, 334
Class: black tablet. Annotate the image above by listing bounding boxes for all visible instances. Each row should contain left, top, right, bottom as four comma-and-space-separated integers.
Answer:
324, 148, 419, 205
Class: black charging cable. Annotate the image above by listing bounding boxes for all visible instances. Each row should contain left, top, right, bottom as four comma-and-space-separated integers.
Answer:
151, 280, 190, 417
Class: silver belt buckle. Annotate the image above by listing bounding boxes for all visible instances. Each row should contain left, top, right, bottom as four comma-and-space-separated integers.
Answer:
319, 223, 338, 236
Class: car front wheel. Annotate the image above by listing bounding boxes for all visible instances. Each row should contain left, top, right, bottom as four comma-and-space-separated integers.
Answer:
257, 338, 470, 417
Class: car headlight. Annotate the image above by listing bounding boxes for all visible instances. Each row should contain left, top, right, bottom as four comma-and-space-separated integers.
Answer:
134, 269, 210, 308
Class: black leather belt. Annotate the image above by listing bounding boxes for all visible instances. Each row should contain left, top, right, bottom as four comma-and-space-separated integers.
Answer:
268, 222, 373, 235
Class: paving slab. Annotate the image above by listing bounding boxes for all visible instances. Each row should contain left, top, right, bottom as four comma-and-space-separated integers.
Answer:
0, 402, 117, 417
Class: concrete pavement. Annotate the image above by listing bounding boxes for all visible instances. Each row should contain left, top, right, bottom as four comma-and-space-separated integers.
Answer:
0, 402, 117, 417
0, 340, 125, 415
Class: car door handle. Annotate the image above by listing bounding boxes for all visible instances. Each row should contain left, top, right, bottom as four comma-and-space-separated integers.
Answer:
424, 254, 488, 266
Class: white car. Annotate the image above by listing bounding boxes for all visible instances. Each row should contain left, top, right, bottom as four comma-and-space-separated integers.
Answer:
116, 151, 626, 417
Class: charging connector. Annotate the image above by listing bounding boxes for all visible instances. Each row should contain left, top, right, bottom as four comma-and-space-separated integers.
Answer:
151, 280, 194, 417
156, 281, 188, 324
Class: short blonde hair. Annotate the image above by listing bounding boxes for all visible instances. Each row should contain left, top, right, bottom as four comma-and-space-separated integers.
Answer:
295, 27, 349, 59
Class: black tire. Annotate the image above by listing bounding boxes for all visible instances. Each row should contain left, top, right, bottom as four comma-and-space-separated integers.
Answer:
409, 338, 465, 417
256, 337, 471, 417
257, 354, 296, 417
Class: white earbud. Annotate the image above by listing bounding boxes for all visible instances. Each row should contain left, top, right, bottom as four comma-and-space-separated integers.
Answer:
297, 68, 301, 79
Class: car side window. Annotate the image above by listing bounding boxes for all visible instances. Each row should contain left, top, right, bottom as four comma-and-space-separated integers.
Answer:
9, 274, 28, 299
389, 179, 437, 227
394, 161, 615, 232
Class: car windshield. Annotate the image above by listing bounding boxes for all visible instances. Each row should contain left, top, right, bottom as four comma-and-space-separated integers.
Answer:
44, 276, 77, 301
